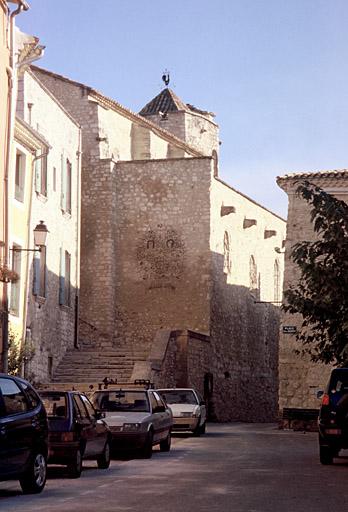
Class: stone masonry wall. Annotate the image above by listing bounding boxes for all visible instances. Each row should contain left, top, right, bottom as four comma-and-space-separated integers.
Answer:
113, 157, 212, 354
278, 176, 348, 412
209, 178, 286, 421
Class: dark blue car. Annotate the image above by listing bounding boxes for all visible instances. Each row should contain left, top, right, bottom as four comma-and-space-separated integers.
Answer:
318, 368, 348, 464
0, 374, 48, 493
39, 390, 111, 477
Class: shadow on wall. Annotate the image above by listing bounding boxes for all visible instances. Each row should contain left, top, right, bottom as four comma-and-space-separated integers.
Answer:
209, 251, 280, 423
18, 259, 78, 384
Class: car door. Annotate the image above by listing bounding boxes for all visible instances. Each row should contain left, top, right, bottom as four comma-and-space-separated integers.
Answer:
148, 392, 162, 442
73, 394, 95, 458
153, 391, 172, 440
80, 394, 106, 455
195, 391, 207, 425
0, 377, 33, 475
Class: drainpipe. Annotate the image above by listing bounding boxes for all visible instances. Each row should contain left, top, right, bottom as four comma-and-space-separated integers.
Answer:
1, 0, 30, 374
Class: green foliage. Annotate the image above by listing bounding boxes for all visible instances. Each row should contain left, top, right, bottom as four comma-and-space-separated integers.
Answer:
283, 181, 348, 365
8, 329, 35, 376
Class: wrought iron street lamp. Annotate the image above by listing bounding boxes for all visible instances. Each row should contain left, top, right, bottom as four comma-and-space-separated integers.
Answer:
12, 221, 49, 252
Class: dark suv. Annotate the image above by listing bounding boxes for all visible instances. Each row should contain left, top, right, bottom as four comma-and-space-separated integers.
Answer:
0, 374, 48, 493
318, 368, 348, 464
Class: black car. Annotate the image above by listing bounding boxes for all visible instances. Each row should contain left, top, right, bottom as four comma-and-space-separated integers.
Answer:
39, 390, 111, 477
318, 368, 348, 464
0, 374, 48, 493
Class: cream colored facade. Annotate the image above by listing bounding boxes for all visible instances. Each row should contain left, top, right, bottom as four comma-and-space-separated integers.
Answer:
8, 117, 49, 349
0, 0, 10, 366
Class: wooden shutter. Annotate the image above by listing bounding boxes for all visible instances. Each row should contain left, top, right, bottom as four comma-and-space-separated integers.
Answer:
59, 247, 65, 305
32, 256, 40, 295
34, 156, 41, 193
60, 153, 67, 211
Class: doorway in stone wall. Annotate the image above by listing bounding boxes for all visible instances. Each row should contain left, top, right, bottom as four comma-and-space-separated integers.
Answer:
204, 372, 215, 421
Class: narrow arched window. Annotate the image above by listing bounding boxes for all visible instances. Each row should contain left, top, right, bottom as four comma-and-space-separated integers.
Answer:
223, 231, 231, 274
249, 255, 257, 292
274, 259, 281, 302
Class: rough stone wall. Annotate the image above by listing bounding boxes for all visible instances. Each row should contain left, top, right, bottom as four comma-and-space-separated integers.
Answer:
278, 176, 348, 411
144, 112, 186, 145
19, 72, 80, 382
184, 112, 219, 156
151, 330, 211, 397
144, 110, 219, 157
209, 178, 286, 422
113, 157, 212, 354
79, 158, 117, 335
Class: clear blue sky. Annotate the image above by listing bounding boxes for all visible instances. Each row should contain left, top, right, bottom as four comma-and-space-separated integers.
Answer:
17, 0, 348, 218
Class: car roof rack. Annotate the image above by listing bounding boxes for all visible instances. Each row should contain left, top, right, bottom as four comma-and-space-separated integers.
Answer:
92, 379, 155, 391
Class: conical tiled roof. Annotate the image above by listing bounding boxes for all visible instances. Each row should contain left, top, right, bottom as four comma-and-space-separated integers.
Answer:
139, 88, 189, 116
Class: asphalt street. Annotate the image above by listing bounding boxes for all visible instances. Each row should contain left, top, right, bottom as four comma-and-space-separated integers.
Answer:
1, 423, 348, 512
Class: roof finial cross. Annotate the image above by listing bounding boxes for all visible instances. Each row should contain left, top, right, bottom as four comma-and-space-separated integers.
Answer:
162, 69, 170, 87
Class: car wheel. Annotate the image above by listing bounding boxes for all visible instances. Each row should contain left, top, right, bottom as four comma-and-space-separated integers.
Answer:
19, 452, 47, 494
199, 422, 206, 435
67, 449, 83, 478
97, 441, 111, 469
320, 445, 334, 465
160, 431, 171, 452
140, 431, 153, 459
193, 420, 202, 437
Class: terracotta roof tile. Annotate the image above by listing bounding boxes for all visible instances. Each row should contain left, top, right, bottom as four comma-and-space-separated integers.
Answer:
139, 88, 189, 116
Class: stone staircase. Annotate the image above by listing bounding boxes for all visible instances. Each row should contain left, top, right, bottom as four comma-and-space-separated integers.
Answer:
47, 337, 149, 392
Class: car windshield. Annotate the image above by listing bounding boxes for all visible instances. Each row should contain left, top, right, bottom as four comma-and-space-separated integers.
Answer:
40, 393, 67, 418
93, 391, 150, 412
158, 390, 197, 405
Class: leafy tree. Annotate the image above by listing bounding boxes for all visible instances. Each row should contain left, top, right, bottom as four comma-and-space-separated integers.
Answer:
283, 181, 348, 365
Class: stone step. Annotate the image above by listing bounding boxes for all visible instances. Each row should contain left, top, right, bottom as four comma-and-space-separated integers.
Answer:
53, 370, 132, 378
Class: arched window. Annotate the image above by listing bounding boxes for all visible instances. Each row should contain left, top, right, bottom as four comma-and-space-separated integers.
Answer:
223, 231, 231, 274
249, 255, 257, 291
274, 259, 281, 302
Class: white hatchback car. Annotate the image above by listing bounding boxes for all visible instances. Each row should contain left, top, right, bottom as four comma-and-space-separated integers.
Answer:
157, 388, 207, 436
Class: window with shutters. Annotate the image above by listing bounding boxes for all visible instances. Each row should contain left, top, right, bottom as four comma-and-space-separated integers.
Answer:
15, 150, 26, 202
66, 160, 72, 214
35, 151, 47, 197
65, 251, 71, 307
33, 247, 46, 298
61, 155, 72, 214
10, 244, 21, 315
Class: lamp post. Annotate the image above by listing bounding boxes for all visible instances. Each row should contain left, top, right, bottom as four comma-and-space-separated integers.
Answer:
11, 221, 49, 253
1, 221, 48, 374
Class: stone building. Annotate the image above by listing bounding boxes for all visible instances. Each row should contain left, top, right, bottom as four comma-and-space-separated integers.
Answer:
10, 68, 81, 379
30, 65, 285, 422
277, 170, 348, 418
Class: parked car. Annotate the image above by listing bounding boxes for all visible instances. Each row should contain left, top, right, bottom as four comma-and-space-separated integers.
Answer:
0, 374, 48, 493
91, 388, 173, 458
157, 388, 206, 436
39, 390, 111, 477
318, 368, 348, 464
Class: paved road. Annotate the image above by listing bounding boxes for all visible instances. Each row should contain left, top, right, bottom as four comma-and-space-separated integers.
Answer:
1, 423, 348, 512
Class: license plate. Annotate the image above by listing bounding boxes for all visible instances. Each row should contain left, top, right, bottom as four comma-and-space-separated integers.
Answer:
325, 428, 341, 435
